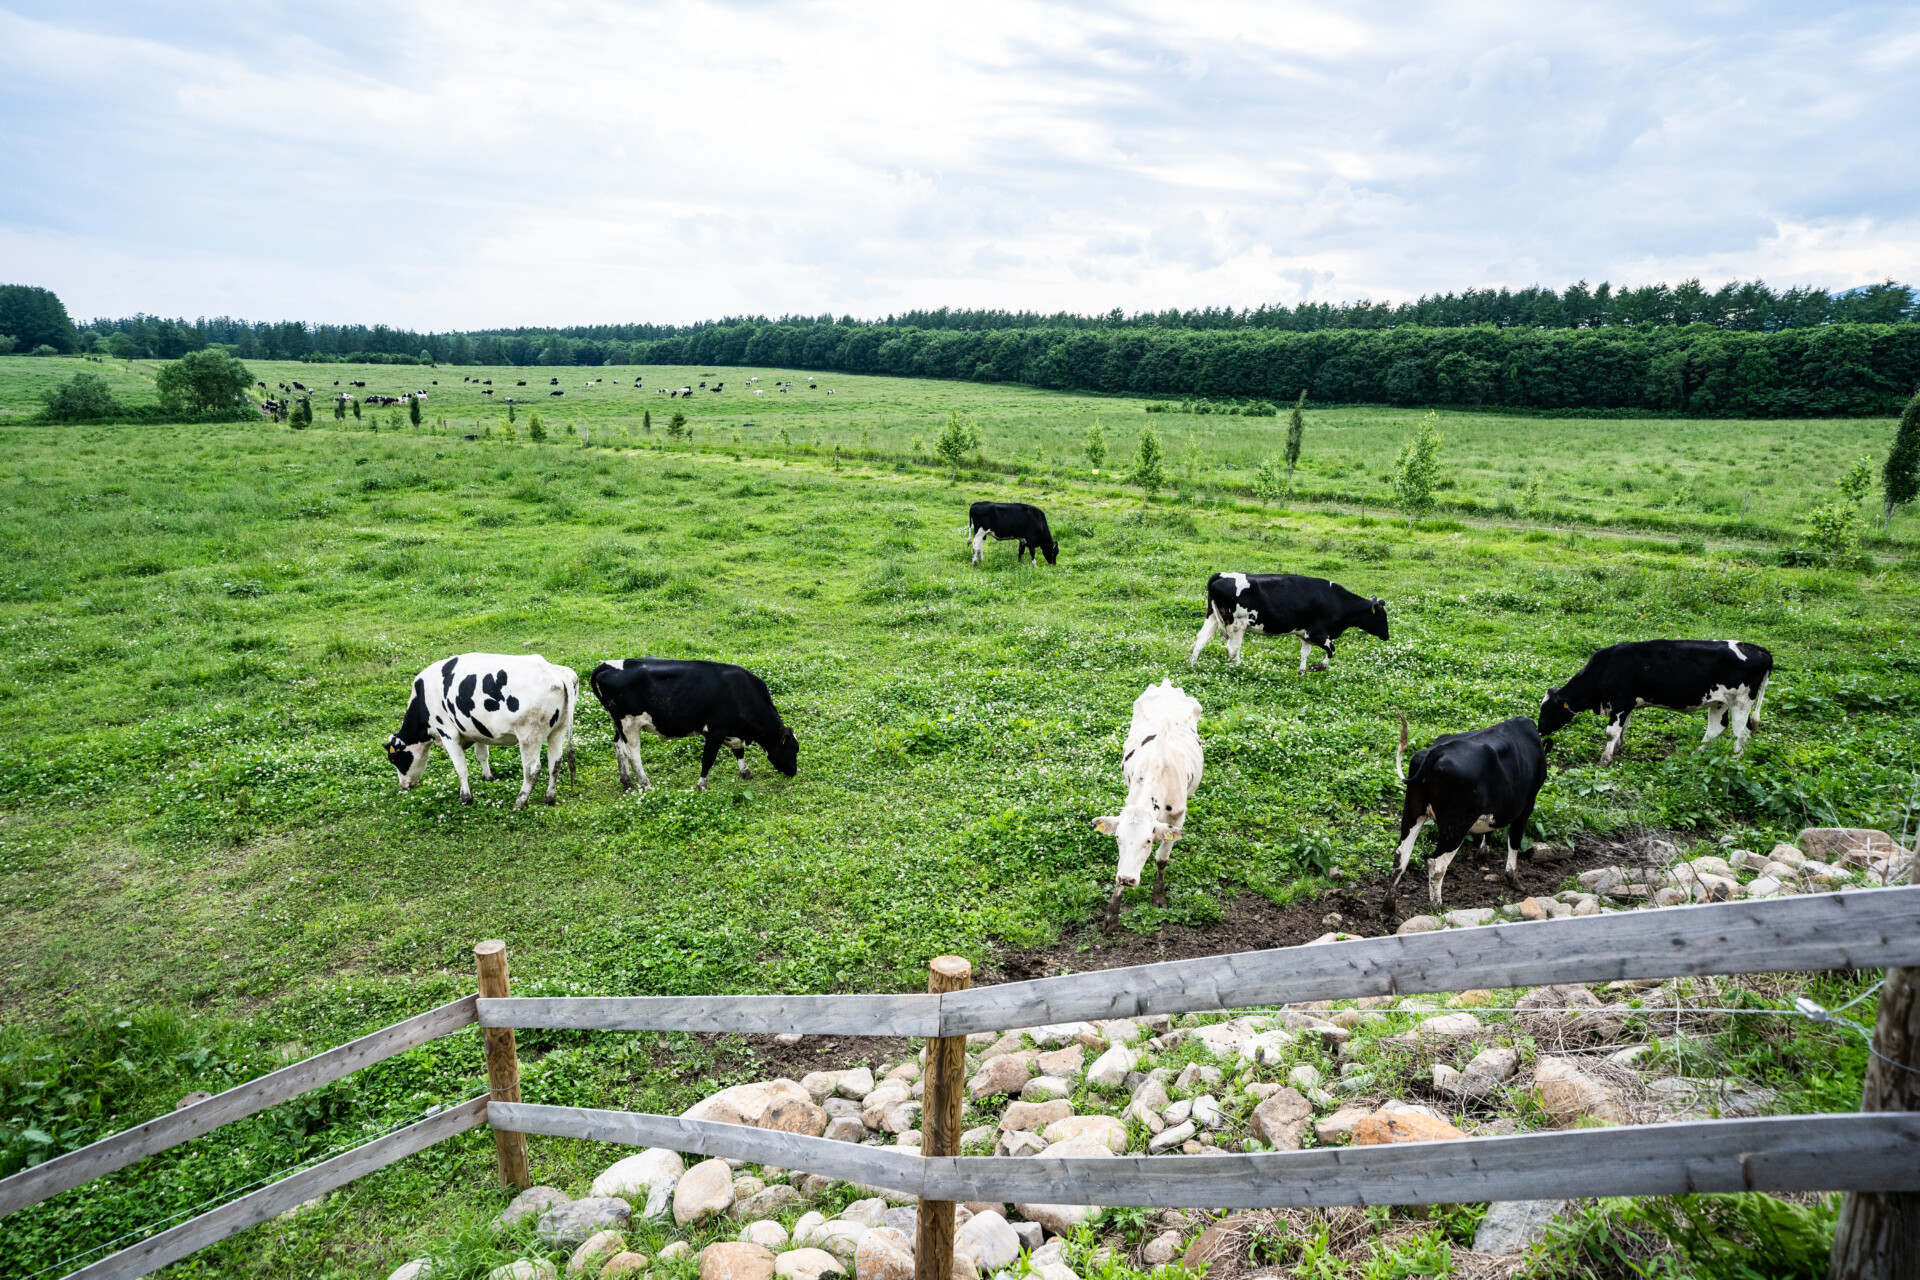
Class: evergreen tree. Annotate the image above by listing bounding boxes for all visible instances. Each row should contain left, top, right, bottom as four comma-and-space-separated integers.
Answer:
351, 397, 361, 420
409, 395, 422, 427
1084, 420, 1106, 470
1129, 425, 1166, 497
1284, 390, 1306, 492
1393, 412, 1444, 526
529, 411, 546, 441
333, 395, 345, 421
643, 409, 652, 433
1884, 389, 1920, 530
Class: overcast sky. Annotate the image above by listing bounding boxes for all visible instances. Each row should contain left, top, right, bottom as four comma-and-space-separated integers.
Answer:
3, 1, 1918, 329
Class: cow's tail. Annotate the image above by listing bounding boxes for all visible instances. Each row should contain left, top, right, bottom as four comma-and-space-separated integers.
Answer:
563, 672, 578, 781
1749, 671, 1769, 729
1395, 710, 1409, 784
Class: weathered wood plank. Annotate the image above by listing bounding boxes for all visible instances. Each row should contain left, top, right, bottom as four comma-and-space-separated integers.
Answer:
924, 1113, 1920, 1206
479, 994, 941, 1037
491, 1104, 1920, 1207
936, 887, 1920, 1034
486, 1102, 925, 1194
0, 997, 479, 1219
66, 1097, 489, 1280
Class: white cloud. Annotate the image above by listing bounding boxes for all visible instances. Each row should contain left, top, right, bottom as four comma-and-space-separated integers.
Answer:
2, 0, 1916, 327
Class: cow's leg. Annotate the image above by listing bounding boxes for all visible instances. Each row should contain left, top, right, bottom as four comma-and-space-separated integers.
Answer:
1310, 636, 1334, 672
696, 735, 724, 791
1427, 844, 1462, 907
621, 722, 651, 792
542, 726, 568, 803
1298, 637, 1313, 674
512, 735, 541, 810
1425, 814, 1475, 907
1599, 710, 1631, 765
445, 736, 474, 804
1224, 622, 1248, 665
1728, 689, 1755, 755
970, 529, 987, 566
1188, 612, 1218, 665
1504, 807, 1533, 890
1699, 700, 1727, 750
1385, 812, 1426, 916
474, 742, 495, 781
1102, 879, 1125, 934
1151, 844, 1171, 908
726, 736, 752, 779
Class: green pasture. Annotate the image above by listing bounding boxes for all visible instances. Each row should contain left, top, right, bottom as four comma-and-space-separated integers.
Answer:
0, 365, 1916, 1278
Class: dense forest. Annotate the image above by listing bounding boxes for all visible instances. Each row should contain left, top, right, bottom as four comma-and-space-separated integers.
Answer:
9, 276, 1919, 415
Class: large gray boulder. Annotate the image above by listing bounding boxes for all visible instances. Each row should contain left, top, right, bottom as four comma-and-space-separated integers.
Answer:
1473, 1199, 1567, 1254
537, 1198, 632, 1252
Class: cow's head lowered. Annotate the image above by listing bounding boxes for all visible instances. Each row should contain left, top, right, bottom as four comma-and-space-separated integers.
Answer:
385, 679, 433, 790
1351, 596, 1389, 642
1039, 534, 1059, 565
1536, 684, 1580, 746
1092, 806, 1181, 887
765, 727, 800, 777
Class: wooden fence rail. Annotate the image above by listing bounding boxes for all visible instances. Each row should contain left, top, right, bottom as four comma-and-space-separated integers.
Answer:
0, 996, 479, 1218
486, 1101, 1920, 1207
477, 887, 1920, 1036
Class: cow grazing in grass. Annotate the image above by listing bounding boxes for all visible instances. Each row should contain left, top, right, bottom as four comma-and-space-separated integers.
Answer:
386, 654, 578, 809
1190, 573, 1388, 673
1537, 639, 1773, 764
589, 659, 799, 793
1386, 713, 1546, 915
1094, 680, 1204, 933
967, 501, 1058, 566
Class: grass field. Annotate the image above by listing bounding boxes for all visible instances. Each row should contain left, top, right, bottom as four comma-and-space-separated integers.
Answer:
4, 355, 1910, 542
1, 356, 1917, 1278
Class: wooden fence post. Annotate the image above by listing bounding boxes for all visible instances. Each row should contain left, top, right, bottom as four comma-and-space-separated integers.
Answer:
1829, 856, 1920, 1280
475, 940, 531, 1190
916, 956, 972, 1280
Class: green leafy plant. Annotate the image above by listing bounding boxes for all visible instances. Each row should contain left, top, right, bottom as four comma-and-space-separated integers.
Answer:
667, 411, 689, 439
39, 372, 119, 421
1084, 420, 1107, 471
1129, 424, 1166, 497
409, 396, 422, 427
1284, 390, 1307, 491
1884, 388, 1919, 530
1393, 411, 1444, 525
1805, 455, 1875, 567
935, 410, 981, 472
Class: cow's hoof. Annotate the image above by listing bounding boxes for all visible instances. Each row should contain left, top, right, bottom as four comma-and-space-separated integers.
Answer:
541, 794, 557, 806
1151, 891, 1168, 909
1309, 661, 1330, 672
460, 794, 474, 806
619, 777, 635, 792
513, 799, 529, 811
695, 778, 710, 792
738, 767, 754, 780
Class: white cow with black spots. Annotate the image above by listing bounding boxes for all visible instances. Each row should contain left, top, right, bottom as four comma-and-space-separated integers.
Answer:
385, 653, 577, 808
1093, 680, 1204, 934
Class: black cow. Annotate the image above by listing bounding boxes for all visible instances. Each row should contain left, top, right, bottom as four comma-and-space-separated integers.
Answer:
589, 659, 799, 792
1190, 573, 1387, 673
967, 501, 1058, 566
1538, 639, 1773, 764
1387, 714, 1547, 914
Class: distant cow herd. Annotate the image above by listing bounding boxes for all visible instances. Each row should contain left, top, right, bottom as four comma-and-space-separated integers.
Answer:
385, 496, 1774, 928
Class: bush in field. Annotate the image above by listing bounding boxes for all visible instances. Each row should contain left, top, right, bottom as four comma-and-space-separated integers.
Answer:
934, 410, 980, 471
643, 409, 653, 433
1083, 420, 1106, 470
333, 395, 345, 420
1806, 456, 1875, 566
1129, 424, 1166, 497
40, 372, 119, 421
528, 411, 546, 442
667, 411, 688, 438
1393, 411, 1444, 525
409, 396, 422, 427
1284, 390, 1306, 492
351, 397, 361, 420
1252, 457, 1284, 505
1885, 389, 1920, 530
155, 349, 252, 414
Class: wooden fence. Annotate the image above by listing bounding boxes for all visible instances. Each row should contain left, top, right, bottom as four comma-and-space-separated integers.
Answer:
2, 885, 1916, 1280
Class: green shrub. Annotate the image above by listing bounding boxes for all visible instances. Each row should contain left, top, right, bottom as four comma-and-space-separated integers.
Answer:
40, 372, 119, 421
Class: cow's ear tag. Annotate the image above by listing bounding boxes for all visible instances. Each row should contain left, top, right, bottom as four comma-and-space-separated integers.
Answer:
1562, 700, 1572, 710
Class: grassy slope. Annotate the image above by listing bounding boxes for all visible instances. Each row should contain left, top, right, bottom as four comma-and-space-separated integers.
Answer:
1, 364, 1916, 1277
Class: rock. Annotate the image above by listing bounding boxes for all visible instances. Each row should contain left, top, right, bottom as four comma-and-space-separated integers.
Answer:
388, 1262, 434, 1280
1033, 1265, 1079, 1280
1449, 989, 1493, 1007
811, 1223, 872, 1266
675, 1158, 737, 1225
996, 1130, 1046, 1157
742, 1221, 792, 1250
1443, 908, 1496, 928
733, 1186, 803, 1221
1571, 897, 1601, 916
176, 1090, 212, 1110
1474, 1200, 1568, 1255
1035, 1045, 1085, 1077
1768, 843, 1807, 866
1799, 828, 1899, 865
1182, 1215, 1255, 1268
1098, 1020, 1144, 1045
1000, 1098, 1073, 1132
1148, 1120, 1196, 1152
1239, 1029, 1295, 1066
1518, 897, 1552, 921
1042, 1115, 1130, 1152
1014, 1201, 1103, 1236
568, 1232, 629, 1279
1127, 1078, 1171, 1130
1142, 1231, 1183, 1267
1163, 1098, 1192, 1124
1173, 1063, 1221, 1091
495, 1186, 571, 1231
1417, 1012, 1481, 1039
1352, 1111, 1466, 1144
1396, 914, 1444, 934
659, 1242, 692, 1262
1028, 1022, 1100, 1048
699, 1242, 777, 1280
1020, 1075, 1072, 1102
840, 1199, 890, 1227
834, 1067, 876, 1098
602, 1255, 648, 1279
956, 1211, 1021, 1270
775, 1249, 845, 1280
824, 1097, 862, 1119
860, 1086, 920, 1134
1086, 1044, 1135, 1088
880, 1206, 917, 1235
968, 1053, 1038, 1099
1652, 886, 1685, 907
792, 1212, 829, 1246
961, 1124, 997, 1151
1608, 1044, 1653, 1067
1007, 1220, 1045, 1250
539, 1200, 633, 1252
1432, 1064, 1462, 1093
1452, 1046, 1519, 1098
1745, 875, 1783, 898
1191, 1023, 1248, 1056
734, 1176, 767, 1201
825, 1116, 867, 1143
1328, 1009, 1377, 1031
1028, 1242, 1065, 1267
1248, 1088, 1312, 1149
801, 1072, 842, 1103
686, 1080, 830, 1137
492, 1263, 557, 1280
592, 1149, 684, 1218
854, 1228, 915, 1280
1535, 1057, 1628, 1124
1191, 1095, 1225, 1130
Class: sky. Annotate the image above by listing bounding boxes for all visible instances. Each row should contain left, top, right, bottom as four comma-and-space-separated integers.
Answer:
2, 1, 1918, 330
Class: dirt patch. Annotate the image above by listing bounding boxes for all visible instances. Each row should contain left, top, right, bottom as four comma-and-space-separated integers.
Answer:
982, 831, 1676, 983
735, 1032, 915, 1078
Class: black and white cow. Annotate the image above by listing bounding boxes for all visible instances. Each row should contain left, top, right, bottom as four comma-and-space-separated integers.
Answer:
1093, 680, 1204, 933
1537, 640, 1773, 764
1189, 573, 1388, 673
967, 501, 1058, 566
589, 659, 799, 792
385, 654, 578, 809
1387, 714, 1547, 914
